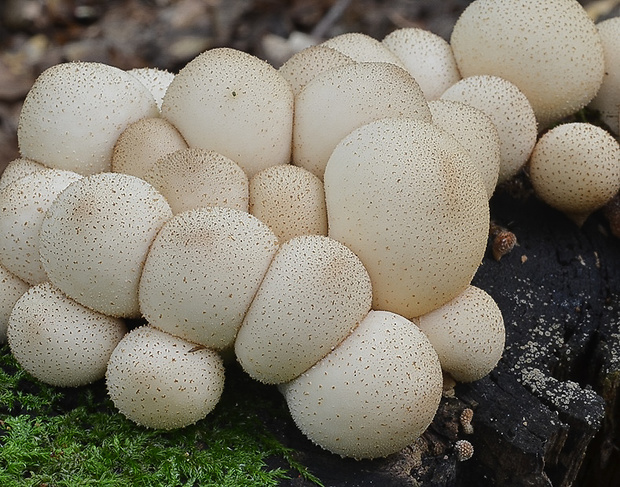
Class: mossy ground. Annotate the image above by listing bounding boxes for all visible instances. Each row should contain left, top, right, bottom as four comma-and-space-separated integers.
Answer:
0, 344, 323, 487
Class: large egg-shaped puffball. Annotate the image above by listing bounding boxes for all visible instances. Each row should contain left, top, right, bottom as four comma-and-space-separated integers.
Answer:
0, 157, 47, 192
281, 310, 443, 459
0, 264, 29, 342
162, 47, 293, 178
18, 62, 159, 175
39, 172, 173, 318
324, 117, 489, 319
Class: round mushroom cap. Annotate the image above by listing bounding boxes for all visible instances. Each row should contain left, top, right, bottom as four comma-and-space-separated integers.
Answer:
162, 47, 293, 178
440, 75, 537, 184
112, 117, 188, 180
324, 117, 489, 318
450, 0, 605, 128
127, 67, 175, 111
382, 27, 461, 100
0, 168, 83, 285
105, 325, 225, 430
18, 61, 159, 175
293, 61, 431, 179
280, 310, 443, 459
139, 206, 279, 350
39, 172, 173, 318
7, 282, 127, 387
0, 158, 47, 192
417, 285, 505, 382
0, 264, 29, 343
143, 148, 249, 214
321, 33, 405, 67
249, 164, 327, 242
235, 235, 372, 384
528, 122, 620, 226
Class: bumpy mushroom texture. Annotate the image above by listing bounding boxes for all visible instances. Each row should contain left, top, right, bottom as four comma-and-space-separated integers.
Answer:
0, 264, 29, 342
139, 206, 279, 350
7, 282, 127, 387
235, 235, 372, 384
417, 285, 505, 383
321, 33, 406, 68
280, 310, 443, 460
293, 62, 431, 179
17, 61, 159, 176
278, 45, 355, 97
429, 99, 501, 199
528, 122, 620, 227
143, 148, 249, 215
38, 172, 173, 318
589, 17, 620, 135
450, 0, 605, 128
249, 164, 327, 242
0, 157, 47, 192
112, 117, 188, 180
441, 75, 537, 185
382, 28, 461, 101
0, 168, 83, 285
105, 325, 225, 430
127, 67, 175, 111
161, 47, 293, 178
324, 117, 489, 319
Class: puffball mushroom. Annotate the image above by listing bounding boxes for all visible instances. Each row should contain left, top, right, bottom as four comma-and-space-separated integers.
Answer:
280, 310, 443, 460
0, 157, 46, 192
441, 75, 537, 184
162, 47, 293, 178
7, 282, 126, 387
382, 27, 461, 100
106, 325, 225, 430
450, 0, 605, 128
528, 122, 620, 226
235, 235, 372, 384
293, 61, 431, 179
0, 264, 29, 342
139, 206, 279, 350
38, 172, 173, 318
142, 148, 249, 214
17, 61, 159, 175
249, 164, 327, 242
0, 168, 83, 285
321, 32, 405, 67
127, 67, 175, 111
324, 117, 489, 318
417, 285, 505, 383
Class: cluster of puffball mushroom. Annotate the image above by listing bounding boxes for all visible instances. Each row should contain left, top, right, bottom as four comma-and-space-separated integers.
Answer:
0, 0, 619, 461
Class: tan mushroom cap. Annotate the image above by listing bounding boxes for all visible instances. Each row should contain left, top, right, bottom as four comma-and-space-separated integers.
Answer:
7, 282, 127, 387
139, 206, 279, 350
162, 47, 294, 178
127, 67, 175, 111
39, 172, 173, 318
528, 122, 620, 226
249, 164, 327, 242
281, 310, 443, 459
293, 62, 431, 179
235, 235, 372, 384
450, 0, 605, 128
417, 285, 505, 382
0, 157, 47, 192
0, 264, 29, 343
18, 61, 159, 175
112, 117, 188, 180
106, 325, 225, 430
321, 32, 405, 67
325, 117, 489, 318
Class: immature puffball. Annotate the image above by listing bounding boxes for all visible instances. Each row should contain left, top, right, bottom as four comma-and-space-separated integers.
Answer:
127, 67, 175, 110
8, 282, 127, 387
0, 264, 29, 342
0, 157, 46, 192
321, 32, 405, 67
528, 122, 620, 226
106, 325, 225, 430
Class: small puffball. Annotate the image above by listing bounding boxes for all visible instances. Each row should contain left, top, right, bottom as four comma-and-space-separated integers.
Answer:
39, 172, 173, 318
18, 62, 159, 175
127, 67, 175, 110
441, 75, 537, 184
143, 148, 249, 214
8, 282, 127, 387
280, 310, 443, 460
321, 33, 405, 67
528, 122, 620, 226
106, 326, 225, 430
382, 27, 461, 100
249, 164, 327, 242
417, 285, 505, 383
235, 235, 372, 384
139, 207, 279, 350
0, 264, 29, 342
112, 117, 188, 180
0, 158, 47, 192
0, 168, 83, 285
